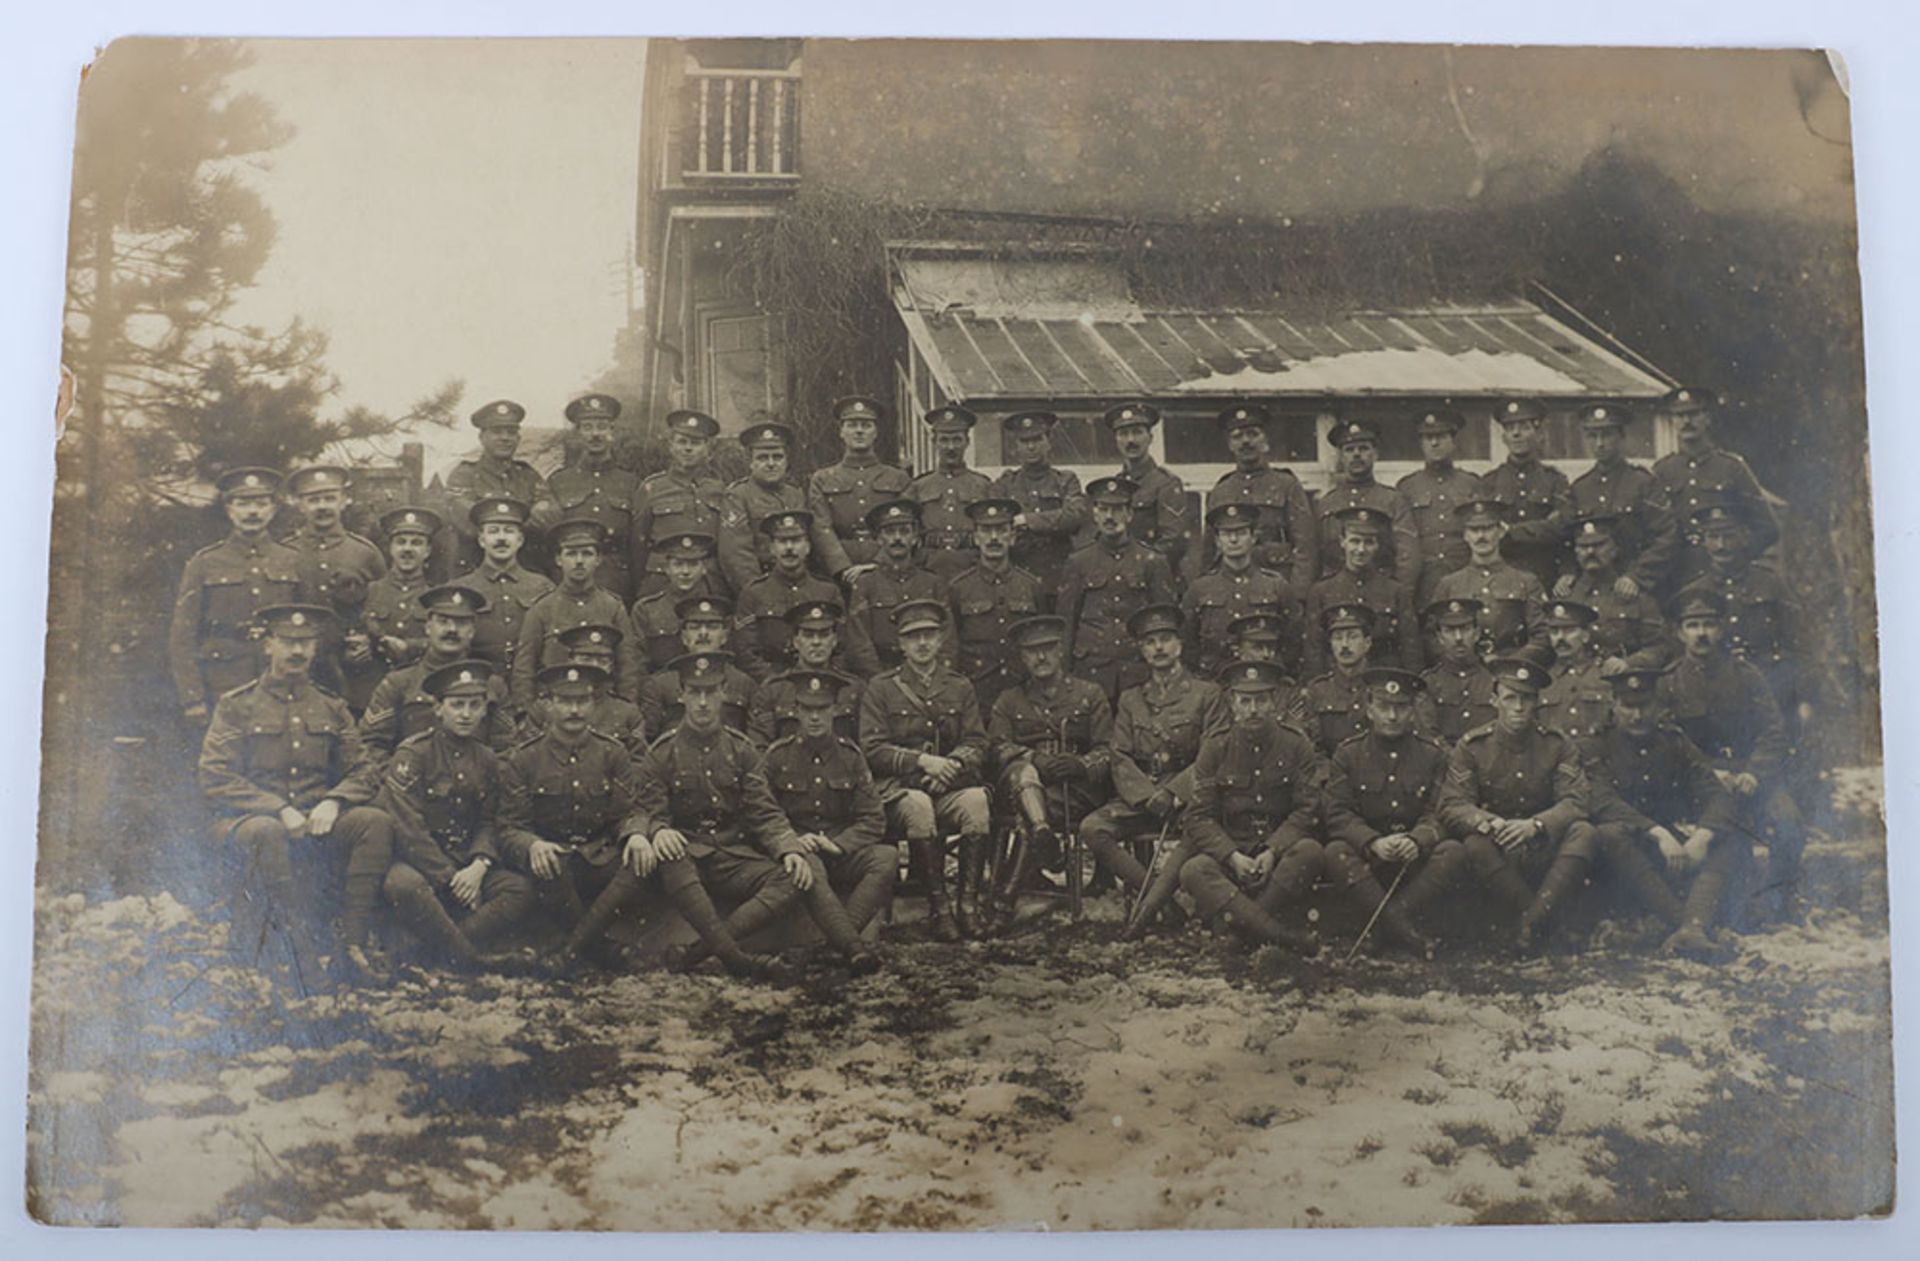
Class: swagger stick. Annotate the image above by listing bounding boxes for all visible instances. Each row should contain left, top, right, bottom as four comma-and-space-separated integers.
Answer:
1344, 861, 1410, 965
1128, 815, 1176, 928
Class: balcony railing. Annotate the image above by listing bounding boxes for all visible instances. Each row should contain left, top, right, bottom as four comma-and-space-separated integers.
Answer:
680, 67, 801, 182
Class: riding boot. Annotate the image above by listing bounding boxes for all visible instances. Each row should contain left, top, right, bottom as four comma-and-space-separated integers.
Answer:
1123, 840, 1191, 940
1518, 853, 1591, 950
909, 836, 960, 942
989, 826, 1038, 934
338, 814, 394, 948
957, 834, 992, 937
950, 835, 976, 939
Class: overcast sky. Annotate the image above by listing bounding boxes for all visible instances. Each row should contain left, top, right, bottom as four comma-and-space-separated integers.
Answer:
227, 38, 648, 463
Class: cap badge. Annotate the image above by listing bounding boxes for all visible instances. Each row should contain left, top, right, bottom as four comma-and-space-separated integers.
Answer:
1386, 680, 1401, 695
244, 474, 261, 487
459, 670, 474, 684
290, 612, 306, 626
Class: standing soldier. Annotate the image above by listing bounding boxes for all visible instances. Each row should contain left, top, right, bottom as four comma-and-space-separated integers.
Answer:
634, 409, 729, 598
376, 659, 539, 971
1303, 506, 1422, 674
630, 532, 724, 672
1295, 604, 1379, 756
1483, 399, 1574, 589
1558, 515, 1672, 664
1397, 409, 1484, 606
538, 393, 643, 602
457, 496, 554, 682
362, 506, 441, 681
444, 399, 548, 576
1181, 503, 1303, 681
947, 498, 1044, 710
1536, 600, 1614, 742
1650, 387, 1781, 590
806, 394, 912, 580
992, 411, 1090, 591
1564, 403, 1678, 598
1430, 497, 1549, 656
761, 669, 894, 973
716, 420, 809, 595
360, 585, 517, 764
1319, 667, 1447, 957
1200, 404, 1315, 588
1418, 598, 1497, 745
197, 604, 393, 992
1105, 402, 1192, 577
858, 600, 993, 941
638, 610, 757, 740
907, 404, 993, 581
1058, 475, 1178, 701
510, 518, 642, 710
1677, 497, 1802, 723
1080, 604, 1229, 937
733, 510, 841, 681
1314, 417, 1420, 597
844, 499, 943, 676
986, 615, 1115, 933
284, 465, 388, 707
748, 602, 863, 746
170, 467, 305, 724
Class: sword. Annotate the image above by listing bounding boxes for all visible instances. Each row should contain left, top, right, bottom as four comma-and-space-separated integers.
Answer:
1344, 860, 1409, 965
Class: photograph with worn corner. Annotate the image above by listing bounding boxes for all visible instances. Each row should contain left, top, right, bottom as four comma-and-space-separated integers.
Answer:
25, 34, 1891, 1231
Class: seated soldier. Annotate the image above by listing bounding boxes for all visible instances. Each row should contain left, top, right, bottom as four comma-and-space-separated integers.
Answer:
633, 653, 814, 981
630, 531, 724, 673
761, 669, 895, 974
1227, 610, 1301, 684
510, 517, 642, 711
1417, 597, 1496, 745
1304, 506, 1422, 674
377, 659, 538, 971
987, 615, 1116, 934
1320, 667, 1445, 957
1537, 600, 1614, 742
1173, 661, 1325, 954
1431, 497, 1548, 657
1294, 603, 1377, 756
1587, 667, 1742, 958
638, 596, 758, 739
512, 663, 784, 978
360, 584, 517, 765
545, 623, 647, 756
197, 604, 393, 994
857, 599, 993, 942
749, 600, 862, 746
733, 510, 840, 681
1077, 604, 1228, 938
1416, 650, 1599, 952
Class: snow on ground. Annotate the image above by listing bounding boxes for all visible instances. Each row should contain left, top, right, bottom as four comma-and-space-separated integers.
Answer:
25, 830, 1894, 1231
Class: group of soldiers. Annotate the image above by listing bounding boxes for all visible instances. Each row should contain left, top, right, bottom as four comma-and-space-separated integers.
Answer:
169, 384, 1809, 995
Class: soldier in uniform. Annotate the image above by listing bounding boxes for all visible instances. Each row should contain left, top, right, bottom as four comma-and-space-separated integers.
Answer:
638, 606, 757, 739
1587, 667, 1743, 958
1314, 417, 1420, 597
985, 615, 1115, 934
284, 465, 388, 709
907, 404, 994, 581
537, 393, 643, 601
170, 467, 305, 723
1058, 475, 1178, 701
1199, 404, 1315, 589
992, 410, 1090, 591
1483, 399, 1574, 588
630, 532, 724, 672
733, 510, 841, 681
1181, 503, 1302, 681
844, 498, 943, 676
749, 615, 863, 748
1304, 506, 1422, 674
1650, 387, 1781, 590
630, 652, 812, 981
197, 604, 392, 992
540, 623, 648, 756
1397, 409, 1484, 606
1536, 600, 1614, 742
1677, 497, 1802, 723
634, 409, 730, 598
806, 395, 912, 579
510, 518, 642, 711
1417, 598, 1496, 745
444, 399, 548, 576
1077, 604, 1229, 937
1226, 612, 1295, 675
947, 498, 1045, 710
1295, 604, 1378, 756
360, 584, 519, 764
1430, 497, 1549, 656
362, 506, 441, 680
376, 659, 539, 971
716, 420, 810, 595
857, 600, 993, 941
1558, 514, 1672, 664
1660, 588, 1807, 922
761, 669, 894, 973
1564, 403, 1679, 598
1423, 653, 1598, 951
1319, 667, 1447, 957
456, 496, 554, 683
509, 663, 782, 978
1105, 402, 1192, 577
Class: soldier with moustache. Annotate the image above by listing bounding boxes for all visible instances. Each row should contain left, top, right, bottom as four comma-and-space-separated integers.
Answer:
806, 395, 913, 580
1105, 402, 1193, 577
1651, 387, 1782, 589
844, 498, 944, 677
456, 496, 554, 685
1294, 604, 1380, 756
1430, 497, 1549, 657
538, 623, 647, 756
362, 506, 441, 678
1057, 474, 1178, 701
1562, 403, 1679, 599
171, 467, 306, 724
630, 532, 726, 672
511, 518, 643, 711
1304, 506, 1423, 675
1556, 514, 1673, 664
733, 509, 841, 681
1226, 612, 1297, 679
1483, 399, 1575, 589
634, 409, 730, 599
992, 410, 1091, 591
1198, 403, 1316, 589
716, 421, 810, 596
360, 584, 518, 764
1677, 497, 1803, 726
748, 600, 862, 746
283, 465, 388, 709
638, 602, 758, 740
444, 399, 548, 576
1314, 417, 1420, 599
1397, 409, 1484, 606
1181, 502, 1303, 682
535, 394, 644, 602
1417, 598, 1497, 745
1536, 600, 1616, 743
947, 498, 1045, 710
906, 404, 994, 582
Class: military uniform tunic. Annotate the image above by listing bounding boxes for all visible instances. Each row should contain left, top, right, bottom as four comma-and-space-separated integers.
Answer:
458, 562, 556, 679
1568, 458, 1679, 591
169, 532, 306, 709
1314, 478, 1421, 596
1678, 566, 1800, 716
1185, 717, 1324, 859
1202, 463, 1316, 588
761, 733, 887, 852
1563, 570, 1671, 662
1585, 723, 1735, 836
907, 466, 994, 580
1418, 661, 1497, 745
1659, 654, 1788, 784
1294, 669, 1372, 756
1180, 561, 1303, 680
443, 454, 547, 569
734, 567, 842, 680
510, 585, 642, 708
505, 728, 645, 867
1483, 458, 1575, 587
1323, 728, 1449, 857
630, 724, 803, 862
638, 663, 758, 741
988, 674, 1117, 822
1058, 536, 1178, 697
1431, 560, 1548, 656
1105, 669, 1229, 808
858, 664, 991, 797
517, 693, 647, 760
1303, 568, 1423, 675
947, 562, 1045, 709
1537, 654, 1614, 742
1118, 456, 1193, 574
542, 459, 644, 601
715, 477, 810, 596
845, 560, 944, 676
991, 463, 1090, 590
1652, 446, 1781, 562
806, 454, 912, 575
634, 469, 731, 593
358, 653, 519, 765
376, 726, 533, 886
361, 573, 433, 673
198, 675, 382, 835
1396, 463, 1485, 602
1437, 723, 1590, 842
749, 670, 864, 748
629, 575, 726, 673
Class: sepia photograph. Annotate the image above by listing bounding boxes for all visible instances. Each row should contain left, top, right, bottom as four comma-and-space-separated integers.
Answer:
20, 26, 1896, 1235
